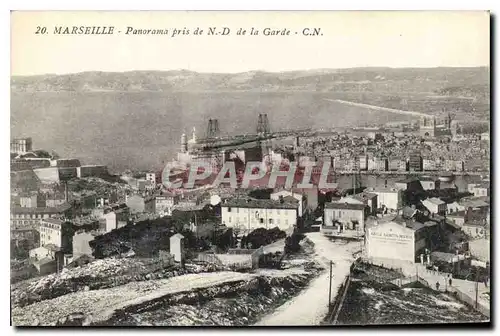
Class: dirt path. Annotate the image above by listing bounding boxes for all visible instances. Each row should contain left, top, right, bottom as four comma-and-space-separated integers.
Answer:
254, 233, 360, 326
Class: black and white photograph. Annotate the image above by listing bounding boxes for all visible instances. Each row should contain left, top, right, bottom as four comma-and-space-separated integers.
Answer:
9, 10, 491, 327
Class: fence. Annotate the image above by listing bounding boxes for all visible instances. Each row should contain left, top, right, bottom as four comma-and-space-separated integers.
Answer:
448, 285, 490, 318
391, 273, 490, 319
323, 258, 361, 325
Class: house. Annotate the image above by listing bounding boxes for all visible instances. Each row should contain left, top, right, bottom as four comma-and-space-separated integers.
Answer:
447, 211, 466, 227
28, 245, 63, 275
324, 202, 367, 232
446, 201, 464, 214
154, 191, 179, 216
421, 197, 447, 216
221, 197, 299, 233
462, 220, 487, 239
39, 218, 72, 253
366, 187, 403, 211
467, 182, 490, 197
126, 194, 155, 214
99, 204, 129, 233
337, 192, 378, 216
419, 177, 440, 191
137, 179, 155, 192
72, 231, 97, 257
10, 203, 72, 231
395, 178, 422, 191
365, 216, 427, 263
270, 189, 306, 217
145, 172, 157, 186
19, 192, 45, 208
461, 208, 488, 239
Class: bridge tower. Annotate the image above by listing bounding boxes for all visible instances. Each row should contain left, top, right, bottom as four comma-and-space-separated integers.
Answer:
206, 118, 220, 139
256, 113, 271, 135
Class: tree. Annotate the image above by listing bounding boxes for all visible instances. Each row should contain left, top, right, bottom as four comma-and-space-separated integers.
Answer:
33, 150, 51, 158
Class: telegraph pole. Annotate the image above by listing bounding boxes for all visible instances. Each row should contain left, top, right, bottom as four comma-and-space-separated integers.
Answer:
475, 268, 479, 309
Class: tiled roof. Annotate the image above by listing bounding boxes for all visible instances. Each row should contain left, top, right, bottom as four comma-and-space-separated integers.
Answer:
325, 202, 366, 211
11, 203, 71, 214
391, 216, 425, 231
222, 197, 299, 209
424, 197, 445, 206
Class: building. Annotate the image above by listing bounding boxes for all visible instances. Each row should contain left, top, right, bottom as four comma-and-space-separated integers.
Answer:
51, 158, 81, 168
395, 178, 422, 192
146, 172, 157, 186
137, 179, 155, 192
388, 158, 407, 172
270, 189, 306, 217
421, 197, 447, 216
368, 157, 388, 171
419, 177, 440, 191
324, 201, 367, 232
10, 204, 72, 230
221, 197, 299, 233
126, 194, 155, 214
72, 231, 96, 257
99, 204, 129, 233
39, 218, 72, 253
353, 192, 378, 215
366, 187, 403, 211
419, 116, 436, 137
467, 182, 490, 197
462, 220, 487, 239
19, 192, 45, 208
11, 137, 33, 154
76, 165, 109, 178
447, 211, 466, 227
446, 201, 464, 214
154, 191, 180, 216
408, 153, 423, 172
358, 155, 368, 171
444, 160, 464, 172
366, 216, 427, 263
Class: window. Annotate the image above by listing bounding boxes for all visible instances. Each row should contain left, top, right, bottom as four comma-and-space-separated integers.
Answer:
228, 217, 231, 223
285, 219, 289, 225
277, 219, 280, 225
277, 209, 281, 215
260, 218, 264, 224
269, 219, 273, 224
227, 207, 232, 212
236, 208, 239, 214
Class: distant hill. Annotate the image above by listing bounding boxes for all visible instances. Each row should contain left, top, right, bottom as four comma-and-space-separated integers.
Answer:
11, 67, 490, 97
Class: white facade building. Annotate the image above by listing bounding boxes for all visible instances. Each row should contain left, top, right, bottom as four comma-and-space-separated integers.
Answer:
221, 198, 299, 233
366, 187, 403, 211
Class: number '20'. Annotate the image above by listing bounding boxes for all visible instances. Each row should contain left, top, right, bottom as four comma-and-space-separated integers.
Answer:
35, 26, 47, 34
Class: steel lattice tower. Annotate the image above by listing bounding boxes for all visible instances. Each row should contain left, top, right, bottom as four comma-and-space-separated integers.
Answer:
256, 114, 270, 135
206, 118, 220, 138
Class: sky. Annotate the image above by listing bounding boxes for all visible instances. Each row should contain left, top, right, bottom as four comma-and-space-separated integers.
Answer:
11, 11, 490, 76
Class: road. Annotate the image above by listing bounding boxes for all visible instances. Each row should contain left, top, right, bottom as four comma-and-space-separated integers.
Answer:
254, 232, 360, 326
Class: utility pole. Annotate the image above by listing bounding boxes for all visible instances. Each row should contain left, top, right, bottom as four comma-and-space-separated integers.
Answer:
328, 261, 333, 309
475, 268, 479, 309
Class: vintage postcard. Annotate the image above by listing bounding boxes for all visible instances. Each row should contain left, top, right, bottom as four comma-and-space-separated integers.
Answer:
10, 11, 490, 327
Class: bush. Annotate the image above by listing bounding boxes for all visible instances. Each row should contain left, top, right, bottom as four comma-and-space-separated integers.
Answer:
284, 233, 305, 254
245, 227, 286, 249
